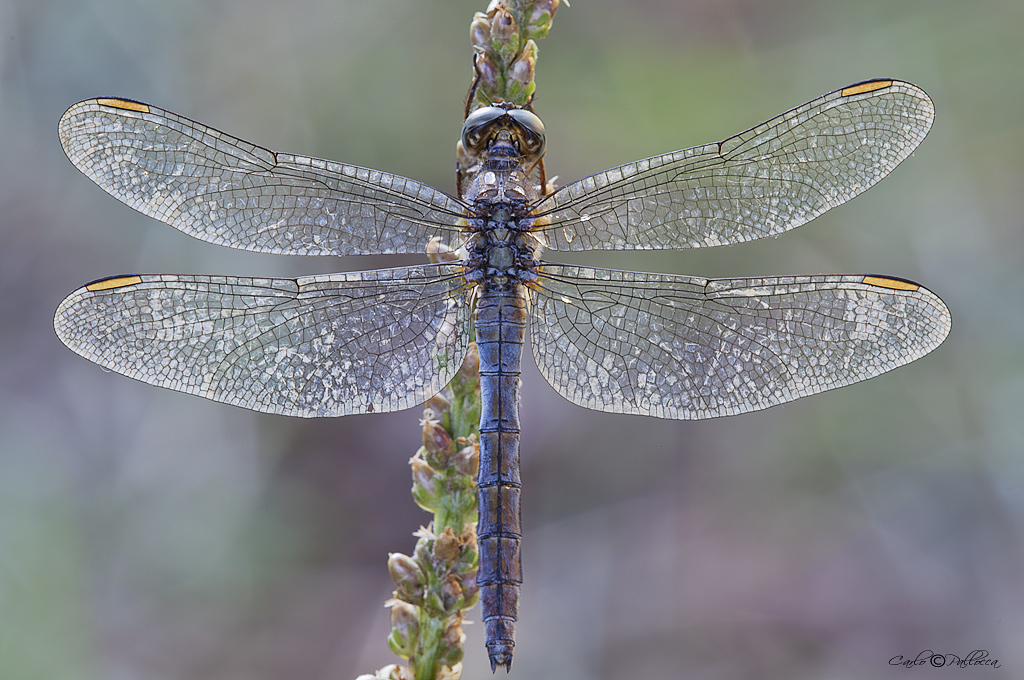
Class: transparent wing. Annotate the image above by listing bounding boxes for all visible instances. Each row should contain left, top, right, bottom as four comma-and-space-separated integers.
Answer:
529, 265, 950, 419
58, 98, 469, 256
54, 264, 473, 417
532, 79, 934, 251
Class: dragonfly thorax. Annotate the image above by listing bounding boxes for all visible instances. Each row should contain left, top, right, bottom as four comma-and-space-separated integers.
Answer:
459, 107, 546, 291
464, 210, 540, 290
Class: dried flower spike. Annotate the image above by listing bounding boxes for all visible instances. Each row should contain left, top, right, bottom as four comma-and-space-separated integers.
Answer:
467, 0, 560, 111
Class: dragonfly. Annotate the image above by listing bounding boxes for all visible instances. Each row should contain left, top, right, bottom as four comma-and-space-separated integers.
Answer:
55, 78, 951, 671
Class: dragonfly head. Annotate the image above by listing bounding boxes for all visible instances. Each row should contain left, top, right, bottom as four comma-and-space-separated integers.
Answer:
461, 104, 546, 162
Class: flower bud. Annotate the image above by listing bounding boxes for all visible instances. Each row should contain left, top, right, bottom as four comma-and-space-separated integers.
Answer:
442, 615, 464, 645
524, 0, 559, 40
434, 525, 460, 563
453, 441, 480, 478
509, 41, 536, 91
490, 6, 520, 65
471, 12, 491, 49
410, 453, 439, 511
387, 600, 419, 657
388, 553, 425, 604
490, 5, 518, 43
390, 600, 419, 631
440, 573, 464, 611
453, 532, 478, 583
413, 535, 434, 566
459, 343, 479, 379
355, 664, 412, 680
439, 615, 466, 666
458, 527, 478, 555
421, 413, 453, 460
473, 53, 502, 98
437, 663, 462, 680
459, 571, 479, 605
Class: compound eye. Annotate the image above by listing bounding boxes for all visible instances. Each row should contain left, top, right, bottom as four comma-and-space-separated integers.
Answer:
508, 109, 544, 136
461, 106, 505, 153
509, 109, 546, 157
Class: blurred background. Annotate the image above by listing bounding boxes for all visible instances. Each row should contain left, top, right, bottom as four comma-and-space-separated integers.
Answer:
2, 0, 1022, 678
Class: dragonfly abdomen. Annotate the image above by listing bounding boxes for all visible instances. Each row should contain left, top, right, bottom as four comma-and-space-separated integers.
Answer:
475, 284, 526, 671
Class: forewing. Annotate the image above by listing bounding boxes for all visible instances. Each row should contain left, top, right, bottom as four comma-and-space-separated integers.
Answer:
55, 264, 473, 417
533, 80, 934, 251
529, 265, 950, 419
59, 98, 468, 255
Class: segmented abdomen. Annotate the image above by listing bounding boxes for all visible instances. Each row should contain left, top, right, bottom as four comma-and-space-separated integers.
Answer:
475, 283, 526, 670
